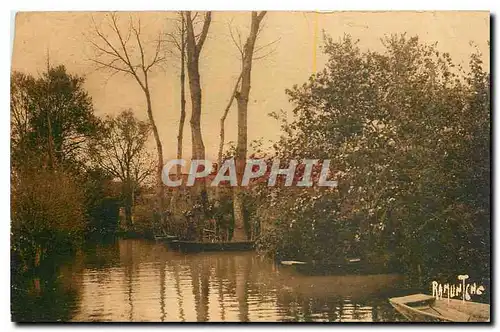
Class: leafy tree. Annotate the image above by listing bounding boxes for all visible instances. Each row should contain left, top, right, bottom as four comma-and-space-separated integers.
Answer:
11, 65, 98, 169
257, 34, 490, 283
88, 109, 154, 229
11, 65, 99, 270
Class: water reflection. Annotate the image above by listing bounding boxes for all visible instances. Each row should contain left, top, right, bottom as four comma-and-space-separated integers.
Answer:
13, 239, 407, 322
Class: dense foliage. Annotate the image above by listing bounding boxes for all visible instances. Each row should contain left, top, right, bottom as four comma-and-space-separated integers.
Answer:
10, 66, 116, 271
255, 34, 490, 284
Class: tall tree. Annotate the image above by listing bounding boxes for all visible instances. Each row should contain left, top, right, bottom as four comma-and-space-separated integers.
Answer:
165, 12, 187, 179
88, 13, 167, 221
88, 110, 154, 228
184, 11, 212, 194
10, 66, 97, 270
232, 11, 267, 241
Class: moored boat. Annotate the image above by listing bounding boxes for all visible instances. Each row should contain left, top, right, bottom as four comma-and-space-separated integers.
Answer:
154, 234, 178, 242
169, 240, 254, 253
389, 293, 490, 322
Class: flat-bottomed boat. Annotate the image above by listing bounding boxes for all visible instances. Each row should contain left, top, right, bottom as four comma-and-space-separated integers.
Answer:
389, 293, 489, 322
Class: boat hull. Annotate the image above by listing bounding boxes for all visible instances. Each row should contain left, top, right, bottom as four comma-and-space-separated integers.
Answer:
286, 261, 399, 276
154, 235, 178, 243
169, 240, 255, 253
389, 294, 490, 322
390, 299, 448, 322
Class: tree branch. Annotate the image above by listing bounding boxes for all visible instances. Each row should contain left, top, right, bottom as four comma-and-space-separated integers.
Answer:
195, 12, 212, 55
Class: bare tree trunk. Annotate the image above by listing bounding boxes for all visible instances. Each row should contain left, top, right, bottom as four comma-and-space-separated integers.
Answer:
218, 74, 242, 166
177, 14, 187, 178
145, 88, 165, 223
124, 189, 134, 228
232, 188, 246, 241
171, 13, 187, 211
216, 73, 242, 201
122, 177, 134, 229
185, 11, 211, 199
232, 12, 267, 241
187, 58, 205, 162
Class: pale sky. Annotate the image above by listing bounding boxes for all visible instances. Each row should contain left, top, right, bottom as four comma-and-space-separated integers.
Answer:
11, 11, 490, 161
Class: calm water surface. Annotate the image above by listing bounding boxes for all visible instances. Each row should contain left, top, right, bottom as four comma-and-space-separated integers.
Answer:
12, 239, 408, 322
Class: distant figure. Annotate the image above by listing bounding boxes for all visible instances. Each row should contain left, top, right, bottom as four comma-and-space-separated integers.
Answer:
184, 210, 197, 241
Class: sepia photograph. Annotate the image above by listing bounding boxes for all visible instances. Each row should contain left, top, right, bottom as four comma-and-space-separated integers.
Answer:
9, 8, 490, 323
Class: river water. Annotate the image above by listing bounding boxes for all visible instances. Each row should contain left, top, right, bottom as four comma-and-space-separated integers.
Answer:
12, 238, 409, 322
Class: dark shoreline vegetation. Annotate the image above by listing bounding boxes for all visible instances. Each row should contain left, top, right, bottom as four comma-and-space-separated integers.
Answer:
11, 32, 490, 317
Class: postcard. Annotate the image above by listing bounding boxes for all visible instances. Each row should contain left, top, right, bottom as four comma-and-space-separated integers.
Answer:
10, 10, 490, 323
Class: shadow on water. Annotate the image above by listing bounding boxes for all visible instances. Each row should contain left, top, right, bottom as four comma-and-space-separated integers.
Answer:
11, 250, 85, 322
12, 238, 409, 322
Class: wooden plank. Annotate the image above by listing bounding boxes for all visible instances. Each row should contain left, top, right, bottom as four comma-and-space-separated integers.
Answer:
431, 305, 471, 322
435, 299, 490, 322
390, 294, 435, 305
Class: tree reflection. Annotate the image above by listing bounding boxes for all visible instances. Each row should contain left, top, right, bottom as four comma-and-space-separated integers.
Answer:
12, 239, 409, 322
11, 250, 84, 322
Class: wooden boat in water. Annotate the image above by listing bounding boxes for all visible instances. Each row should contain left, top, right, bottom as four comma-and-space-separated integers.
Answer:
154, 234, 178, 242
169, 240, 254, 253
389, 294, 490, 322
